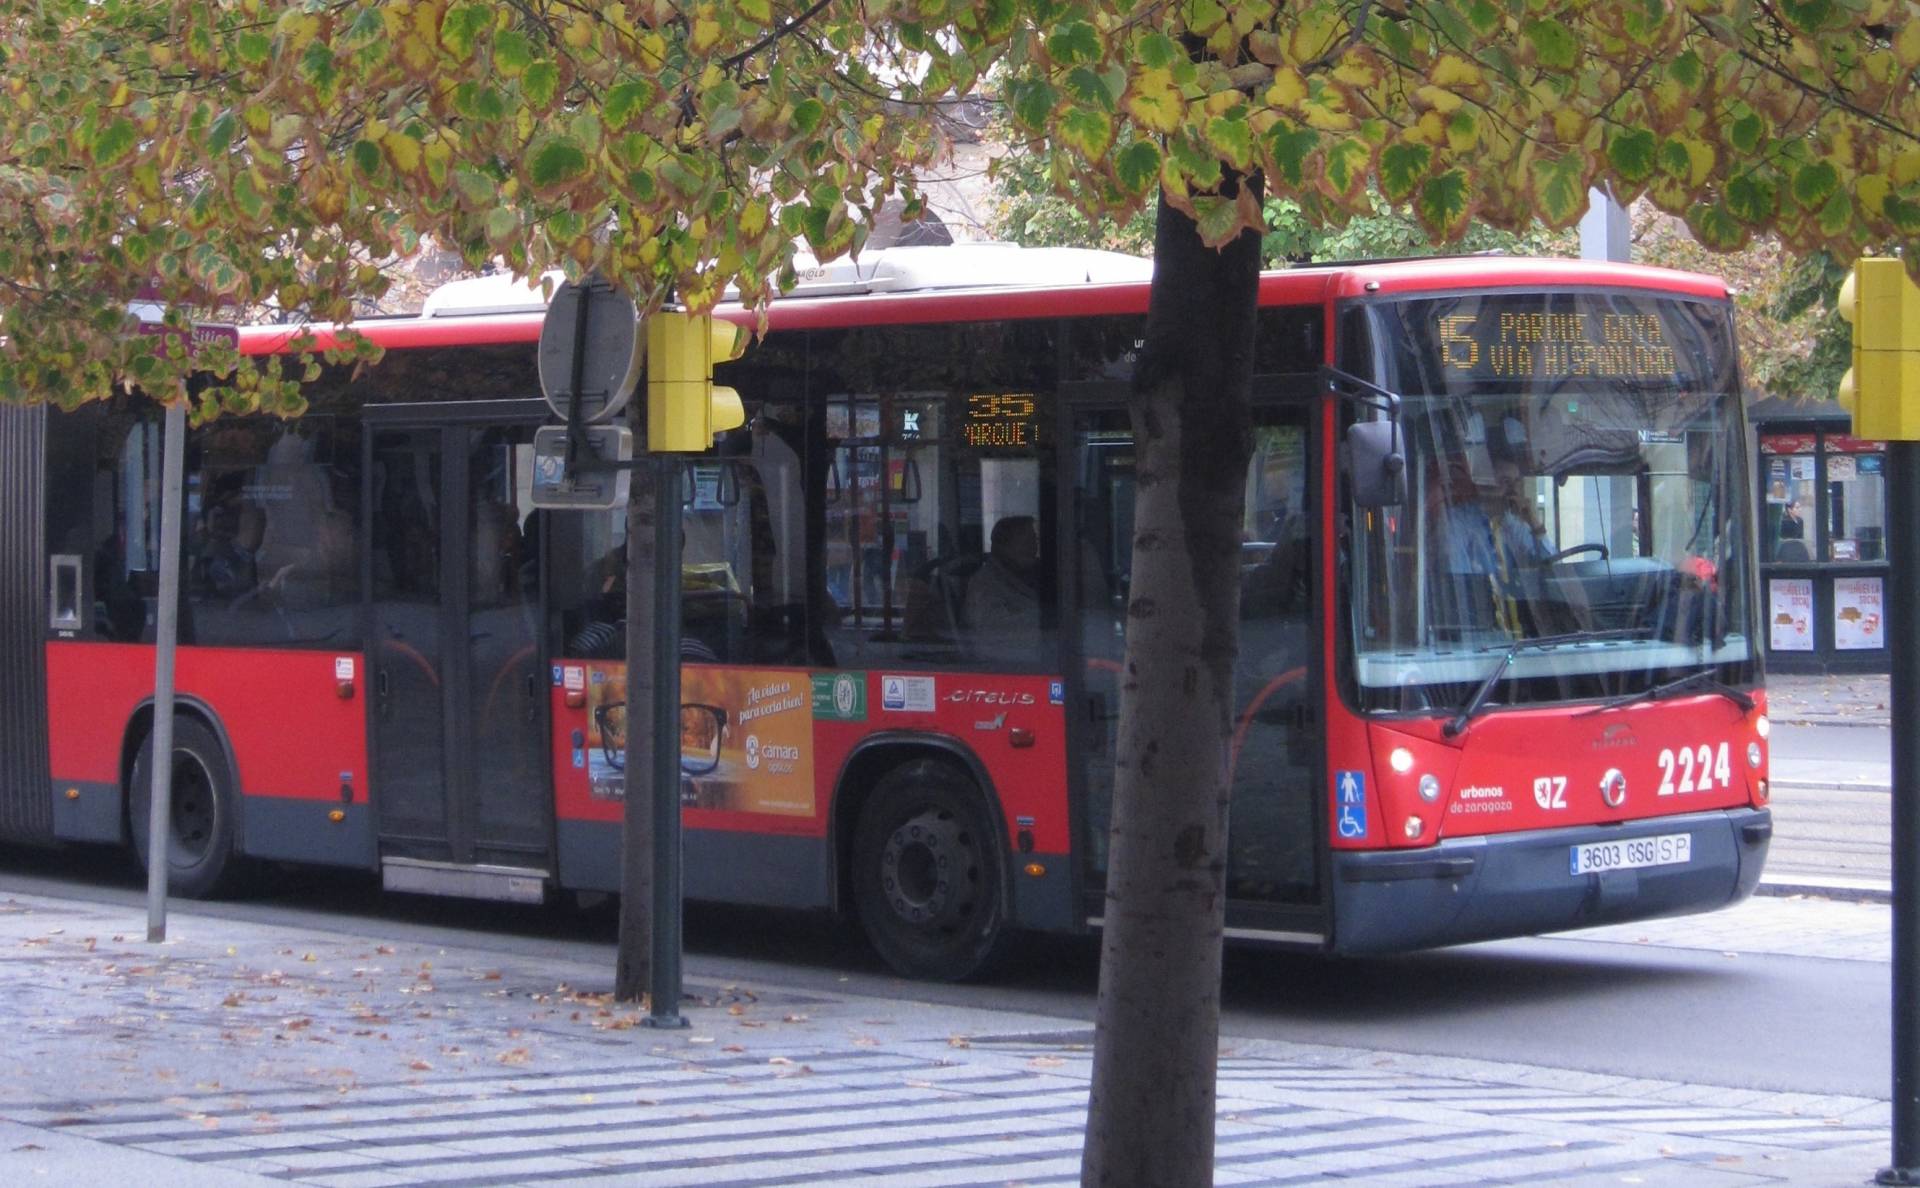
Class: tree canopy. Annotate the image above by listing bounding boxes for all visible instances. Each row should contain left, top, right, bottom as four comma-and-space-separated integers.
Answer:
3, 2, 1916, 414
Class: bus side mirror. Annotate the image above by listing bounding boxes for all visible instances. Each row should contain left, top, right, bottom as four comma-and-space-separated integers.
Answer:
1347, 421, 1406, 507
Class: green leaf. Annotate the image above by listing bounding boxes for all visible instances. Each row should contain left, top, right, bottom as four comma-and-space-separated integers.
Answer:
1192, 194, 1239, 246
1008, 78, 1058, 132
523, 61, 560, 109
485, 206, 518, 246
1887, 193, 1920, 236
1606, 126, 1657, 182
1135, 30, 1181, 69
1725, 175, 1776, 224
1791, 160, 1839, 208
299, 42, 340, 104
1686, 201, 1748, 250
350, 138, 383, 179
1727, 110, 1766, 156
1047, 20, 1102, 66
1378, 142, 1432, 202
790, 98, 826, 136
454, 168, 497, 207
439, 3, 490, 61
1529, 152, 1588, 227
1113, 140, 1161, 197
1265, 121, 1320, 187
1321, 138, 1371, 202
206, 112, 238, 155
1779, 0, 1837, 32
1206, 114, 1254, 170
464, 84, 507, 122
1522, 20, 1579, 71
1415, 169, 1472, 241
1060, 107, 1114, 159
231, 171, 265, 222
526, 133, 590, 193
1815, 190, 1853, 237
1666, 50, 1703, 91
236, 30, 272, 68
494, 30, 533, 77
91, 117, 138, 168
1065, 67, 1117, 112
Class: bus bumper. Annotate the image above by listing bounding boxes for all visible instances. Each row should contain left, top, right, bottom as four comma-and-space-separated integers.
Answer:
1328, 806, 1772, 955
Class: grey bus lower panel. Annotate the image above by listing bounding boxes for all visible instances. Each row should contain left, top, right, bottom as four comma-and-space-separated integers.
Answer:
555, 819, 834, 910
1330, 807, 1771, 955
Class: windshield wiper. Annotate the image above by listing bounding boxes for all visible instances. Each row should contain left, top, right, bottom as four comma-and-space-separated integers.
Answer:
1583, 667, 1754, 715
1444, 628, 1651, 738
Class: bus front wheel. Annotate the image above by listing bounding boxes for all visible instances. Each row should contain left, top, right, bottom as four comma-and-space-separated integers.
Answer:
129, 718, 244, 899
852, 761, 1009, 981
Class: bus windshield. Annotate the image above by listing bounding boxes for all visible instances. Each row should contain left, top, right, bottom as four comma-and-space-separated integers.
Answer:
1345, 289, 1755, 712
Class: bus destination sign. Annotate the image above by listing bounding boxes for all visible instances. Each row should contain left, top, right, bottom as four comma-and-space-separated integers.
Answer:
964, 392, 1038, 449
1437, 310, 1678, 381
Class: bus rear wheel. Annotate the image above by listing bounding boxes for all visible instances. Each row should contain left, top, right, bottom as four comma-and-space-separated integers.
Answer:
852, 761, 1009, 981
129, 718, 243, 899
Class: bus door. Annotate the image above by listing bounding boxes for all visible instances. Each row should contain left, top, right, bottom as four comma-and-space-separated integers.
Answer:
1065, 397, 1326, 935
367, 419, 552, 900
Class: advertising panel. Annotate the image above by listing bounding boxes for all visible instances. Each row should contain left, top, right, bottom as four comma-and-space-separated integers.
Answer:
1768, 579, 1814, 651
1833, 576, 1886, 651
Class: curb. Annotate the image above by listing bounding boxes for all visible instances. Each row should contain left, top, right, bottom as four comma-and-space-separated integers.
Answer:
1756, 877, 1892, 905
1770, 777, 1893, 792
1768, 716, 1890, 728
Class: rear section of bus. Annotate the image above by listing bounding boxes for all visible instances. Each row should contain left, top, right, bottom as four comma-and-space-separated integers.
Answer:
1322, 260, 1770, 952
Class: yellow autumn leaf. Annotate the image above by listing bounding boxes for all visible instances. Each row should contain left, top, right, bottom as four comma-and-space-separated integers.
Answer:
1898, 20, 1920, 69
1413, 85, 1463, 114
1857, 173, 1889, 217
693, 15, 722, 52
1893, 150, 1920, 188
1128, 67, 1182, 133
1264, 66, 1306, 109
1431, 54, 1484, 92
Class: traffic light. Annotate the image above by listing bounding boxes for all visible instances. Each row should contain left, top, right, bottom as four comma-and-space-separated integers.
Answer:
645, 310, 748, 452
1836, 257, 1920, 441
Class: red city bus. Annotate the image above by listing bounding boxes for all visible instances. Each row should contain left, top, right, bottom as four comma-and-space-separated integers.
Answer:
0, 245, 1772, 980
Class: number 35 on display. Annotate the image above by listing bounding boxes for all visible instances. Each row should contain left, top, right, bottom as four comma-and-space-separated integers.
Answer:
1657, 743, 1732, 796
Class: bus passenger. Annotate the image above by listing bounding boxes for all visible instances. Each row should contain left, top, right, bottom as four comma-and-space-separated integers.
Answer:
962, 515, 1040, 655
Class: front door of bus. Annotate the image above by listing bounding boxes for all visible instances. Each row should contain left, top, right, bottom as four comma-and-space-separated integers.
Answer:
1068, 402, 1324, 930
368, 423, 552, 878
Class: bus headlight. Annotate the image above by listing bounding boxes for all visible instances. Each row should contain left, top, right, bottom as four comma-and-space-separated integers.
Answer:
1754, 714, 1771, 739
1418, 773, 1442, 802
1747, 741, 1763, 768
1403, 815, 1424, 839
1389, 747, 1414, 774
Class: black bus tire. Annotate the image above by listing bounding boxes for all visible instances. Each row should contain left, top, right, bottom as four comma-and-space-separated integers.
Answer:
129, 718, 244, 899
851, 760, 1010, 982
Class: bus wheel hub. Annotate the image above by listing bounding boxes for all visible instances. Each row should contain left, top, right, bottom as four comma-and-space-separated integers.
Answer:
880, 811, 967, 926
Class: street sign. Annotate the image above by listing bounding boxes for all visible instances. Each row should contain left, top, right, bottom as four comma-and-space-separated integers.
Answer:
529, 425, 632, 510
537, 275, 641, 425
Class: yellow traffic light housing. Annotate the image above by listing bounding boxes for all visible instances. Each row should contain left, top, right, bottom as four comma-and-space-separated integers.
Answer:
645, 310, 748, 453
1836, 257, 1920, 441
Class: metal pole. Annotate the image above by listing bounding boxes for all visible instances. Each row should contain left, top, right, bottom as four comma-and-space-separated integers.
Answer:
645, 454, 688, 1028
145, 398, 187, 942
1884, 438, 1920, 1185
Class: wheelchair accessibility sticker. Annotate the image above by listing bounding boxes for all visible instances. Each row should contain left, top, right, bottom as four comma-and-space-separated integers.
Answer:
1335, 771, 1368, 839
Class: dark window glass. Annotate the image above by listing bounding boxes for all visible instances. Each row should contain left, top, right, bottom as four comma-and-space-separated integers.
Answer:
184, 417, 361, 648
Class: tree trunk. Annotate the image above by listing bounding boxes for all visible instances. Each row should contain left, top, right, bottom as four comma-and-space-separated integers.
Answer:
614, 398, 658, 1002
1082, 178, 1264, 1187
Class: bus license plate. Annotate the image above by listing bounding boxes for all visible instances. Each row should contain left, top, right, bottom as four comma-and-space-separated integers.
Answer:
1569, 833, 1691, 876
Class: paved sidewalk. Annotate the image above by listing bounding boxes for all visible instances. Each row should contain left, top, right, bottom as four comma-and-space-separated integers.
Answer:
1766, 672, 1890, 728
0, 887, 1891, 1186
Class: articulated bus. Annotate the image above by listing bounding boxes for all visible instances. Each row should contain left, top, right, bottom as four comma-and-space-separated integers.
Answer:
0, 245, 1772, 980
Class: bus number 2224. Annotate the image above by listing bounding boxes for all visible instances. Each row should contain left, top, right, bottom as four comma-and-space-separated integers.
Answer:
1656, 743, 1731, 796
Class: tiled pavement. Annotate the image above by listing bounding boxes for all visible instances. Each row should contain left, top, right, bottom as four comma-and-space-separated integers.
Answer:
0, 886, 1894, 1186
